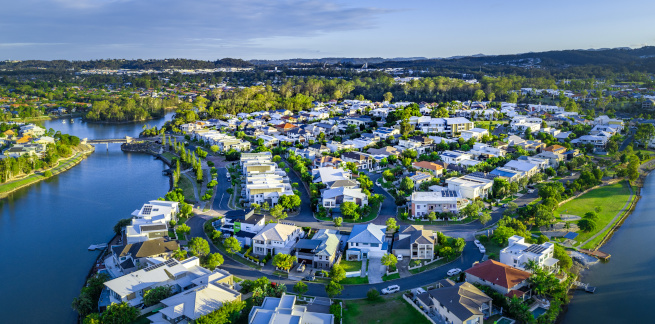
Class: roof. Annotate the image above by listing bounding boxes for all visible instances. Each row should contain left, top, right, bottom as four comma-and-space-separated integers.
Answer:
412, 161, 444, 172
322, 187, 367, 200
158, 281, 240, 320
253, 223, 299, 242
424, 282, 491, 321
465, 260, 531, 290
112, 238, 179, 258
348, 224, 386, 244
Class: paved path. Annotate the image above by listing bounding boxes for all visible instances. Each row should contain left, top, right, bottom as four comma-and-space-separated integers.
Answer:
368, 257, 384, 284
578, 183, 634, 248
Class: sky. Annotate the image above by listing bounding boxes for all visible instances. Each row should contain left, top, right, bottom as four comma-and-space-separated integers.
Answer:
1, 0, 655, 60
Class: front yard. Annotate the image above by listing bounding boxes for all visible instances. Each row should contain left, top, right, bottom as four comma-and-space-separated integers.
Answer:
340, 260, 362, 272
343, 295, 432, 324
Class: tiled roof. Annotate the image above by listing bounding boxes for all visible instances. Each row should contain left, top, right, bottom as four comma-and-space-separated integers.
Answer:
465, 259, 531, 289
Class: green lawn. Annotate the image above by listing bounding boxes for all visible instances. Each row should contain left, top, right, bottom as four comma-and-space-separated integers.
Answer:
340, 276, 369, 285
177, 176, 196, 202
582, 185, 636, 249
344, 201, 381, 223
168, 229, 177, 239
343, 295, 431, 324
340, 260, 362, 272
383, 273, 400, 281
162, 152, 177, 162
408, 255, 458, 274
555, 181, 632, 246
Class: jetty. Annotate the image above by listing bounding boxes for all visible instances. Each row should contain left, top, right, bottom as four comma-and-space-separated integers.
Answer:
573, 280, 597, 293
88, 243, 107, 251
580, 249, 611, 261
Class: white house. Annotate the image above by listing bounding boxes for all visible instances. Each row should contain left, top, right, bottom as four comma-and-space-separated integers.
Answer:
345, 224, 387, 260
252, 223, 304, 256
460, 128, 489, 141
249, 293, 334, 324
500, 235, 559, 273
446, 175, 494, 200
321, 187, 368, 209
125, 200, 179, 244
409, 190, 469, 218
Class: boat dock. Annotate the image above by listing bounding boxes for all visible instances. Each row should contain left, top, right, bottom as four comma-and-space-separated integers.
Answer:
573, 281, 597, 293
88, 243, 107, 251
580, 249, 611, 261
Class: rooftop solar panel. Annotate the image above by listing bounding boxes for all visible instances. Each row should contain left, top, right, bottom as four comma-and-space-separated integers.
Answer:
523, 244, 548, 254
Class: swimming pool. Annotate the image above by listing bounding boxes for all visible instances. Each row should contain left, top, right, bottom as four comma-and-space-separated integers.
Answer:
496, 317, 516, 324
531, 306, 548, 318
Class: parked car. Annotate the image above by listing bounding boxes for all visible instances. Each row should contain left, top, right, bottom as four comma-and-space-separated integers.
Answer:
527, 189, 535, 193
478, 246, 486, 254
396, 254, 403, 261
447, 268, 462, 276
297, 263, 306, 272
474, 240, 481, 247
381, 285, 400, 294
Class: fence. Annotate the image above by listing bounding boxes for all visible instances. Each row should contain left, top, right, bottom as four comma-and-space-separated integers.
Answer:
402, 294, 437, 324
345, 270, 362, 278
407, 257, 443, 271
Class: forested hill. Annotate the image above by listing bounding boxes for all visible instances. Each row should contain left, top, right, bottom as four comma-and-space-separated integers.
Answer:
3, 46, 655, 72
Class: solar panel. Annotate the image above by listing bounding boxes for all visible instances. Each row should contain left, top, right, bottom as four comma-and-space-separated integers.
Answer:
563, 232, 579, 240
142, 205, 153, 215
524, 244, 548, 254
144, 262, 166, 272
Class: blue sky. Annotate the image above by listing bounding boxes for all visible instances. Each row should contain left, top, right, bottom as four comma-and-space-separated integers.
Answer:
1, 0, 654, 60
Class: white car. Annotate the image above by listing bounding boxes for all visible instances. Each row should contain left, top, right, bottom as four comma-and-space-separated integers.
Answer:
447, 268, 462, 276
381, 285, 400, 295
396, 254, 403, 261
474, 240, 481, 247
527, 189, 535, 193
478, 246, 486, 254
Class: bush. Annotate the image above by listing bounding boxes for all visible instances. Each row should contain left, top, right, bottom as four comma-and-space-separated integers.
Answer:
207, 161, 215, 167
330, 303, 342, 323
367, 288, 380, 301
44, 170, 53, 177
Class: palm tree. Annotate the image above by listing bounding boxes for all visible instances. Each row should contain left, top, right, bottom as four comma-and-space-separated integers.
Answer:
522, 259, 540, 272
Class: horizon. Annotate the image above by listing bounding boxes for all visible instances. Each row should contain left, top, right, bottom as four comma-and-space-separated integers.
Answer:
2, 0, 654, 61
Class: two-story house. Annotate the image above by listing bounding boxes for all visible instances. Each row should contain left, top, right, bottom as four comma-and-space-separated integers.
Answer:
345, 224, 387, 260
414, 282, 492, 324
392, 225, 435, 260
252, 223, 304, 256
294, 229, 343, 270
500, 235, 559, 273
465, 260, 532, 301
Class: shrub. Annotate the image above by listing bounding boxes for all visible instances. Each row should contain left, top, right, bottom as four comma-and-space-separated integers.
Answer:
367, 288, 380, 301
44, 170, 53, 177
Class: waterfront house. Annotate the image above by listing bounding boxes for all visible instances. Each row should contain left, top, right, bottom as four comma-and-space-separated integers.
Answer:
465, 259, 532, 300
108, 238, 180, 275
248, 293, 334, 324
125, 200, 179, 244
500, 235, 559, 273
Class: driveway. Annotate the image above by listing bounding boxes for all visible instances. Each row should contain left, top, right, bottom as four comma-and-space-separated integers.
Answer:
368, 257, 385, 284
397, 258, 411, 278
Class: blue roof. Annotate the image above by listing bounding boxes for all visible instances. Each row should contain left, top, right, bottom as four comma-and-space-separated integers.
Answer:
490, 169, 519, 178
348, 224, 386, 244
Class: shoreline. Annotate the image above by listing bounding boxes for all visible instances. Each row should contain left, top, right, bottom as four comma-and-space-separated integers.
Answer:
0, 144, 95, 199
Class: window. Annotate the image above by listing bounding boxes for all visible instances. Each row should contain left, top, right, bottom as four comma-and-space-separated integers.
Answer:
371, 243, 379, 248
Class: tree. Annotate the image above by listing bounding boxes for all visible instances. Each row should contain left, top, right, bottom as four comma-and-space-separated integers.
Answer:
383, 92, 393, 102
473, 89, 485, 101
180, 203, 193, 218
340, 201, 360, 220
113, 218, 132, 235
188, 237, 211, 257
273, 253, 297, 272
325, 280, 343, 298
210, 145, 219, 153
102, 302, 138, 324
400, 177, 414, 192
177, 223, 191, 237
223, 236, 241, 255
172, 248, 188, 261
452, 238, 466, 253
386, 217, 399, 232
578, 218, 597, 232
195, 300, 246, 324
439, 246, 456, 259
493, 225, 515, 245
334, 216, 343, 227
427, 212, 437, 223
357, 175, 373, 191
367, 288, 380, 301
294, 281, 309, 298
381, 254, 398, 268
270, 204, 288, 220
479, 210, 491, 225
503, 202, 518, 216
553, 244, 573, 271
329, 264, 346, 283
205, 253, 224, 269
143, 286, 173, 307
83, 313, 101, 324
584, 211, 598, 221
635, 123, 655, 147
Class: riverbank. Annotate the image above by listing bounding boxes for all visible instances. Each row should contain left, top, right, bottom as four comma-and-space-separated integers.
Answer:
0, 144, 95, 198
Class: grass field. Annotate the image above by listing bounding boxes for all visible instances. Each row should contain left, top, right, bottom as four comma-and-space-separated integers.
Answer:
340, 260, 362, 272
582, 186, 636, 249
177, 175, 196, 202
340, 276, 369, 285
0, 151, 87, 194
162, 152, 177, 162
343, 295, 431, 324
556, 181, 632, 245
383, 273, 400, 281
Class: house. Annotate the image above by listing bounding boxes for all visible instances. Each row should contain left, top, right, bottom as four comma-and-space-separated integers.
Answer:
440, 150, 475, 165
409, 190, 469, 218
571, 134, 610, 150
276, 123, 298, 133
465, 260, 532, 300
18, 124, 46, 137
345, 224, 387, 260
412, 161, 444, 176
367, 146, 401, 157
107, 238, 180, 276
214, 209, 265, 246
147, 269, 241, 324
252, 223, 304, 256
341, 151, 375, 170
125, 200, 180, 244
256, 134, 279, 147
294, 229, 343, 270
373, 126, 400, 138
103, 257, 212, 309
543, 145, 567, 155
248, 293, 334, 324
489, 168, 522, 182
321, 187, 368, 209
414, 282, 492, 324
503, 160, 540, 178
469, 143, 506, 158
313, 156, 342, 169
534, 151, 564, 168
392, 225, 435, 260
446, 175, 494, 200
312, 167, 351, 185
500, 235, 559, 273
460, 128, 489, 141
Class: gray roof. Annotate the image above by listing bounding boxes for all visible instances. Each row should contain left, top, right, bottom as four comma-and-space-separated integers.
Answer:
425, 282, 491, 321
348, 224, 386, 244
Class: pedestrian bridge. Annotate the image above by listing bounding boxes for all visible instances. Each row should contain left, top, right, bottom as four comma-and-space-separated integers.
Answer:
82, 136, 135, 145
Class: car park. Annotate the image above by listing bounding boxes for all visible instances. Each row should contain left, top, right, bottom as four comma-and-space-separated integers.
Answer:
447, 268, 462, 276
381, 285, 400, 294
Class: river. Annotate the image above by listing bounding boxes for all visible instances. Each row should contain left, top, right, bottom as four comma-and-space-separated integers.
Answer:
563, 172, 655, 323
0, 114, 173, 324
